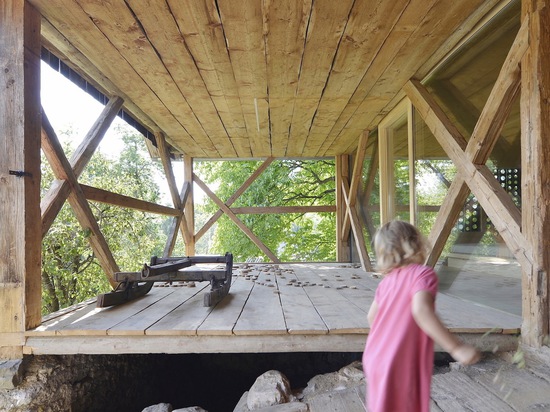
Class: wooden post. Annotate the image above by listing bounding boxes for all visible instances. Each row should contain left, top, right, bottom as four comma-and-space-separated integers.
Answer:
0, 0, 42, 358
335, 155, 350, 262
183, 155, 196, 255
521, 0, 550, 347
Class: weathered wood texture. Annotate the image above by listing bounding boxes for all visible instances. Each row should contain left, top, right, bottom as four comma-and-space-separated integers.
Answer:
41, 96, 123, 237
29, 0, 494, 158
521, 0, 550, 347
0, 1, 42, 355
41, 111, 119, 287
24, 263, 521, 355
405, 18, 531, 270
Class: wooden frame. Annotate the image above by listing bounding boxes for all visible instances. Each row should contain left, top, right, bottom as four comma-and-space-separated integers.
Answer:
0, 1, 42, 358
378, 99, 409, 224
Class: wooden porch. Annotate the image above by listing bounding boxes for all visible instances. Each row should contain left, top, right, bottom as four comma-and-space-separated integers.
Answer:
25, 263, 521, 356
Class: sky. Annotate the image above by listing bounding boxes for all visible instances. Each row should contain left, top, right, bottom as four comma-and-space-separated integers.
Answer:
40, 62, 183, 203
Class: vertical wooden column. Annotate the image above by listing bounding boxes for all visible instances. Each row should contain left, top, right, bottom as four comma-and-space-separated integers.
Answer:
183, 155, 196, 255
521, 0, 550, 347
0, 0, 42, 358
336, 155, 350, 262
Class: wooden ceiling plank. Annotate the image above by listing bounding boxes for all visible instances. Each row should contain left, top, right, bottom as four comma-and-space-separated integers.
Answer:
167, 0, 245, 157
41, 111, 119, 287
217, 0, 270, 157
40, 19, 160, 138
34, 0, 207, 157
287, 0, 354, 157
126, 0, 237, 148
325, 0, 492, 156
73, 0, 225, 156
264, 0, 312, 157
304, 0, 411, 157
41, 96, 123, 238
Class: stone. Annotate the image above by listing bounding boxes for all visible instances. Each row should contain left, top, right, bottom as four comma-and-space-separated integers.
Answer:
247, 370, 292, 410
254, 402, 308, 412
0, 359, 26, 389
301, 361, 365, 400
173, 407, 208, 412
142, 403, 173, 412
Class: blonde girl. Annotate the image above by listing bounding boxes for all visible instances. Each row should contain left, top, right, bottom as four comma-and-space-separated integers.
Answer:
362, 220, 480, 412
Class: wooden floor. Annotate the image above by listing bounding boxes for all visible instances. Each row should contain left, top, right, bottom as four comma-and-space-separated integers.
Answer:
24, 263, 521, 355
300, 354, 550, 412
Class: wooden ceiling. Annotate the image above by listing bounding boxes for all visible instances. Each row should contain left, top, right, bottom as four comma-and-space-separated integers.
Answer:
30, 0, 501, 159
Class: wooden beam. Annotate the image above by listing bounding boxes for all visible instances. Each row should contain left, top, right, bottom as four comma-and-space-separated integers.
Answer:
195, 158, 274, 241
230, 206, 335, 214
341, 181, 372, 272
335, 155, 350, 262
183, 155, 195, 255
41, 96, 124, 238
163, 182, 191, 258
80, 184, 179, 216
193, 174, 280, 263
342, 131, 369, 241
521, 1, 550, 347
0, 1, 42, 355
425, 177, 470, 267
41, 112, 119, 287
405, 78, 533, 270
155, 132, 192, 248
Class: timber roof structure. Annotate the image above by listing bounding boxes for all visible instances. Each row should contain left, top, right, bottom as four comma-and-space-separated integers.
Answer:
31, 0, 505, 159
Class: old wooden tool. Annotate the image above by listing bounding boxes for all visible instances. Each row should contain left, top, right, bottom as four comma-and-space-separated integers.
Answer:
97, 253, 233, 308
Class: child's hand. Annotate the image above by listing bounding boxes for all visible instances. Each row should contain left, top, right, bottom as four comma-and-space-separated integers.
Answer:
451, 344, 481, 365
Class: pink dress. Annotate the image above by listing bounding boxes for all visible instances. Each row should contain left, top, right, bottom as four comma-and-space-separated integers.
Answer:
362, 263, 438, 412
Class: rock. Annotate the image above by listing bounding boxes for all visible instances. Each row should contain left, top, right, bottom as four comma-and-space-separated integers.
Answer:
173, 407, 208, 412
233, 391, 249, 412
254, 402, 308, 412
0, 359, 26, 389
142, 403, 173, 412
247, 370, 292, 410
301, 361, 365, 400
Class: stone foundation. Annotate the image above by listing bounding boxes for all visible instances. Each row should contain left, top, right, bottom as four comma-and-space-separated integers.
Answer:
0, 353, 363, 412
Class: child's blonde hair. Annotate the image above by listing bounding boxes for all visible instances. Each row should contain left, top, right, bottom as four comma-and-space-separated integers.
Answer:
374, 220, 429, 273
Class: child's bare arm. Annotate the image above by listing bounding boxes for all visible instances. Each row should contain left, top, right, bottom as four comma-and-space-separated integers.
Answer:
412, 291, 480, 365
367, 300, 379, 326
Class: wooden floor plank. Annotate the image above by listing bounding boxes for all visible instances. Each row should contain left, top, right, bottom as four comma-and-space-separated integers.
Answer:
108, 282, 210, 335
197, 276, 254, 335
145, 285, 217, 336
56, 287, 177, 336
460, 358, 550, 411
26, 300, 100, 336
431, 371, 516, 411
233, 266, 288, 335
294, 266, 370, 333
436, 293, 521, 334
276, 267, 329, 335
25, 263, 522, 355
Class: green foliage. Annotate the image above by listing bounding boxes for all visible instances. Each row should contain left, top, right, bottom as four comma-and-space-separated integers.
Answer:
194, 159, 336, 262
41, 129, 167, 314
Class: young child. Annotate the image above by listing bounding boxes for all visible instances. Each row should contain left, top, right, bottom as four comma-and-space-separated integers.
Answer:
363, 220, 480, 412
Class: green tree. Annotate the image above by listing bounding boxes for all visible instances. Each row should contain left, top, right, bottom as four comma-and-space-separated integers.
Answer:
41, 130, 167, 314
194, 159, 336, 262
